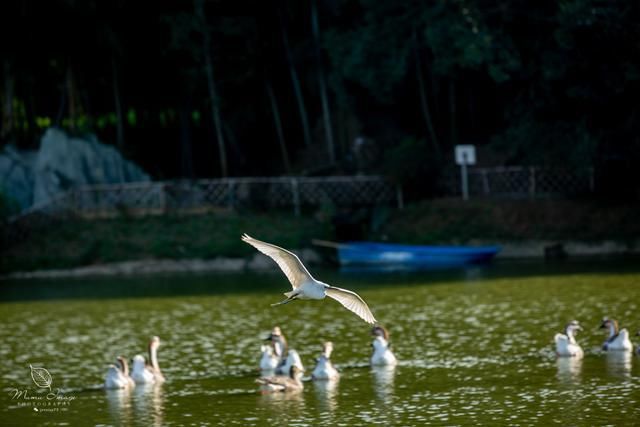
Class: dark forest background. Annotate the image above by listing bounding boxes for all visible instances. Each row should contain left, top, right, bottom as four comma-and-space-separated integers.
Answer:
1, 0, 639, 199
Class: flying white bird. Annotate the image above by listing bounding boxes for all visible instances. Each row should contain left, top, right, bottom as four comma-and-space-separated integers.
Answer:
242, 234, 377, 324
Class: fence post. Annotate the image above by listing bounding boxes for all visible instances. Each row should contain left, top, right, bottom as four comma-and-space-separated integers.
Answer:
481, 169, 490, 195
529, 167, 536, 199
396, 184, 404, 209
227, 180, 236, 210
159, 182, 166, 214
291, 178, 300, 217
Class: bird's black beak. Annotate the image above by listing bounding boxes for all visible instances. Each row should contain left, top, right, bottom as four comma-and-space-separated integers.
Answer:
599, 322, 607, 329
264, 335, 273, 341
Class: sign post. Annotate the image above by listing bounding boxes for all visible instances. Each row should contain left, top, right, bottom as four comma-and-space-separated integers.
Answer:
455, 145, 476, 201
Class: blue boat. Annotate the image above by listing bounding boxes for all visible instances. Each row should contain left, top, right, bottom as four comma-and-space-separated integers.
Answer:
336, 241, 501, 268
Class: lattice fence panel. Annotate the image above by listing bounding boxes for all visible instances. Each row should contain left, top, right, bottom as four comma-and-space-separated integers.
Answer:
535, 168, 593, 195
449, 167, 594, 198
76, 183, 164, 213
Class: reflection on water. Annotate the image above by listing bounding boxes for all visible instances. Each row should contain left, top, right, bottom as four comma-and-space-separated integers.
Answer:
605, 351, 633, 379
257, 386, 305, 420
371, 365, 396, 403
556, 357, 583, 384
105, 388, 133, 425
106, 383, 165, 426
132, 383, 165, 427
312, 378, 339, 412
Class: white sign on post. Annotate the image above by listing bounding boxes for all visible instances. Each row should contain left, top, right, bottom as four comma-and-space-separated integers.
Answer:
455, 145, 476, 165
454, 145, 476, 200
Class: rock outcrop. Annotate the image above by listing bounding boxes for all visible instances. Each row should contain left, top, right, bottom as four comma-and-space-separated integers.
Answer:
0, 145, 37, 211
0, 128, 149, 211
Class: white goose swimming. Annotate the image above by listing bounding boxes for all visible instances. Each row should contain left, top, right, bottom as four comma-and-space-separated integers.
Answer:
131, 355, 155, 384
554, 320, 584, 358
256, 365, 304, 393
371, 325, 397, 366
148, 336, 165, 382
266, 326, 288, 369
275, 349, 305, 376
600, 318, 633, 352
259, 344, 279, 372
242, 234, 377, 324
312, 341, 340, 380
104, 356, 135, 389
131, 336, 165, 384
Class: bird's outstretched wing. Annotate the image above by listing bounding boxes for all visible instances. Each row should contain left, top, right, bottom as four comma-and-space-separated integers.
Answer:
242, 234, 313, 289
325, 286, 377, 324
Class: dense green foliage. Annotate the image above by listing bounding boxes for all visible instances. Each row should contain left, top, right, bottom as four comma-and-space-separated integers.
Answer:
1, 0, 640, 196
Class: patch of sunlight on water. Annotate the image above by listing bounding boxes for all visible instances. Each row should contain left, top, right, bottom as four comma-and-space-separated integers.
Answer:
0, 260, 639, 425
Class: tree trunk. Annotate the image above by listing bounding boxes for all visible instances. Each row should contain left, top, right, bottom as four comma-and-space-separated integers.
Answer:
266, 79, 291, 173
195, 0, 228, 177
66, 64, 77, 132
111, 55, 125, 149
413, 29, 440, 157
2, 60, 14, 142
449, 77, 457, 147
279, 10, 312, 148
311, 0, 336, 164
179, 91, 195, 179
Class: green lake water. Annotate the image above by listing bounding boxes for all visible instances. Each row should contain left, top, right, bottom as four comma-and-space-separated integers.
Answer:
1, 260, 639, 426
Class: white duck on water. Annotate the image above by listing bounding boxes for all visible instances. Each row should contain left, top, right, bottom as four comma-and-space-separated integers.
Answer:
275, 349, 305, 376
312, 341, 340, 381
261, 326, 289, 371
104, 356, 135, 389
600, 318, 633, 352
554, 320, 584, 358
131, 336, 165, 384
371, 325, 397, 366
241, 234, 377, 324
256, 365, 304, 393
259, 344, 279, 372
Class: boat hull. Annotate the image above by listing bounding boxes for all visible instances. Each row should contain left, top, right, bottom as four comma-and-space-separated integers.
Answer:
337, 242, 500, 267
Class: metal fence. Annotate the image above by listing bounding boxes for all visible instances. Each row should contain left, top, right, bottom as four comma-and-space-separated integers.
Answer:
3, 176, 399, 241
2, 168, 596, 247
447, 166, 595, 198
66, 176, 400, 217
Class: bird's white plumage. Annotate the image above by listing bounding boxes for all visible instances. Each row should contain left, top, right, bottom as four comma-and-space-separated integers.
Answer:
242, 234, 313, 288
242, 234, 377, 324
325, 286, 376, 324
554, 321, 583, 358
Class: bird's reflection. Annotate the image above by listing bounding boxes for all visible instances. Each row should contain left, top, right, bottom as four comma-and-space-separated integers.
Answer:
132, 382, 165, 427
555, 357, 583, 384
371, 365, 396, 403
313, 378, 339, 412
605, 351, 632, 378
257, 387, 305, 417
105, 388, 133, 425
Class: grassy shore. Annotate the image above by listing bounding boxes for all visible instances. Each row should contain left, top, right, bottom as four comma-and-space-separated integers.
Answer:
370, 199, 640, 244
1, 211, 332, 274
2, 199, 639, 274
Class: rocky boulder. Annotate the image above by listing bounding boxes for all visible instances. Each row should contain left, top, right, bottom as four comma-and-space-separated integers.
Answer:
0, 145, 37, 212
0, 128, 150, 211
